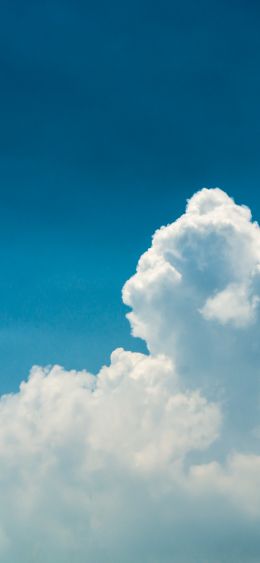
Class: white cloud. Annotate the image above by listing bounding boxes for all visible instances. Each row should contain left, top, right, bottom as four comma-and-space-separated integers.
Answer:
1, 188, 260, 562
189, 453, 260, 517
123, 188, 260, 445
0, 350, 221, 561
200, 282, 259, 326
123, 187, 260, 346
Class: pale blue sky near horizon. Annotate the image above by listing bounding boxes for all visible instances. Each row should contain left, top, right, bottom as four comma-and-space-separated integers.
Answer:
0, 0, 260, 392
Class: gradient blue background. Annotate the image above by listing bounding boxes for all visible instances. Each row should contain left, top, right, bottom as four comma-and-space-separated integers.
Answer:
0, 0, 260, 391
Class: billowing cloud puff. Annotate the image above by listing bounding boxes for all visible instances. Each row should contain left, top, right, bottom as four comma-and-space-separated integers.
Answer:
1, 188, 260, 562
123, 188, 260, 450
123, 187, 260, 342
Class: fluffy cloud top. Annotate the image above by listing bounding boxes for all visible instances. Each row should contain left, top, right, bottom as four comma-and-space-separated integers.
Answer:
0, 188, 260, 562
123, 188, 260, 342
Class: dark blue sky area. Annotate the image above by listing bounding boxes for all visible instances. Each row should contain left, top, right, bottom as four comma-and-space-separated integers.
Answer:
0, 0, 260, 391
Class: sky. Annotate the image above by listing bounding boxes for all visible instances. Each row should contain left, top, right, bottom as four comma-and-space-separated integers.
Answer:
0, 0, 260, 391
1, 187, 260, 562
1, 2, 260, 561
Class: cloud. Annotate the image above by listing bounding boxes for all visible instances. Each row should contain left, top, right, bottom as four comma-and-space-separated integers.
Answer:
0, 188, 260, 562
123, 187, 260, 344
123, 187, 260, 448
200, 281, 259, 326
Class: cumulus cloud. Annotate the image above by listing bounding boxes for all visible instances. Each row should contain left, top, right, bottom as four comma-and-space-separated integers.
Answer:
123, 187, 260, 342
123, 188, 260, 446
0, 188, 260, 562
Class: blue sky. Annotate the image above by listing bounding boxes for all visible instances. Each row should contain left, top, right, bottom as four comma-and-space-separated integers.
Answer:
1, 0, 260, 392
1, 3, 260, 560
